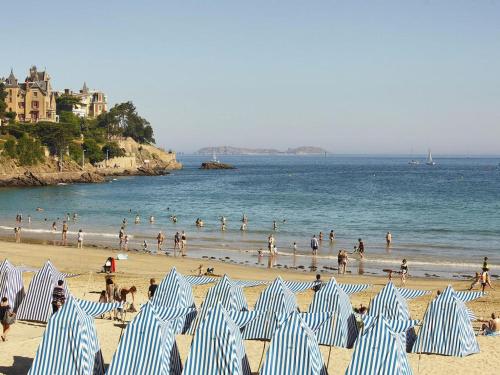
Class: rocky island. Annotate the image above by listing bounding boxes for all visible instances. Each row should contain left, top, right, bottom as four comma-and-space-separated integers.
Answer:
197, 145, 329, 155
200, 161, 235, 170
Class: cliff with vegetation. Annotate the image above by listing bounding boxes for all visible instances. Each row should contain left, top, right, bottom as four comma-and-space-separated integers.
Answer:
0, 87, 181, 186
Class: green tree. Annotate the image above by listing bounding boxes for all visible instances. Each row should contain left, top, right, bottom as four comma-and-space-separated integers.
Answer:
0, 83, 7, 120
102, 142, 125, 158
3, 137, 17, 158
68, 142, 83, 163
55, 94, 81, 115
96, 101, 155, 143
5, 111, 16, 124
83, 138, 104, 164
16, 134, 45, 165
34, 122, 74, 155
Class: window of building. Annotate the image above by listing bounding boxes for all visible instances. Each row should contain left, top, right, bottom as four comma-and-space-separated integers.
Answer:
32, 101, 39, 109
33, 91, 38, 97
9, 97, 12, 102
9, 89, 12, 95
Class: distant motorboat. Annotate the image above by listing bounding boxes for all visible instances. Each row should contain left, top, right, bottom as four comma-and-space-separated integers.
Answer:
408, 160, 420, 165
426, 149, 436, 166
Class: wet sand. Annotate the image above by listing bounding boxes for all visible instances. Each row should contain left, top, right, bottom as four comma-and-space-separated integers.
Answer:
0, 240, 499, 375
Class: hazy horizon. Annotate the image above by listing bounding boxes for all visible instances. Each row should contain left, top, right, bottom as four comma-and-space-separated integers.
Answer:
2, 1, 500, 155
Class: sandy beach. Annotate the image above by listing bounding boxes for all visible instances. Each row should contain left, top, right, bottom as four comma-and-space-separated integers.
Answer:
0, 240, 498, 375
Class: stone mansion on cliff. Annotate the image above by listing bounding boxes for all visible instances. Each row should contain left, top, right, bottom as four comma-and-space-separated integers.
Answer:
1, 66, 107, 123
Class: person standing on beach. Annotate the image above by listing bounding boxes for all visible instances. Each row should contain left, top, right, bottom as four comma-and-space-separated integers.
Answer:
61, 221, 68, 243
386, 232, 392, 246
123, 235, 129, 251
268, 234, 275, 254
174, 231, 180, 250
14, 227, 21, 243
293, 242, 297, 253
357, 238, 365, 258
0, 297, 13, 342
119, 227, 125, 249
400, 259, 408, 285
273, 221, 277, 231
51, 280, 66, 314
135, 215, 140, 224
329, 230, 335, 242
77, 229, 84, 249
310, 235, 319, 255
181, 231, 187, 255
148, 278, 158, 300
150, 216, 155, 224
156, 231, 164, 252
319, 232, 323, 242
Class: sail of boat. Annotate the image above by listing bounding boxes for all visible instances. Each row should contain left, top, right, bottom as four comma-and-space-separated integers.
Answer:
426, 149, 436, 165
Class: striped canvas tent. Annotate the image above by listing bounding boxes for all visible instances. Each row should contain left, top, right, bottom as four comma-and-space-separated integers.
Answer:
188, 274, 248, 334
107, 303, 186, 375
233, 280, 269, 288
184, 275, 217, 285
452, 289, 484, 303
28, 297, 104, 375
412, 285, 480, 357
308, 277, 358, 348
346, 316, 419, 375
368, 282, 420, 351
243, 276, 298, 340
260, 312, 328, 375
0, 259, 25, 311
16, 261, 77, 322
338, 283, 371, 296
184, 304, 256, 375
151, 267, 197, 333
76, 299, 123, 318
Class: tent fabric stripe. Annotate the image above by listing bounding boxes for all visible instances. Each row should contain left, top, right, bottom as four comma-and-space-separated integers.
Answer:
453, 290, 484, 303
188, 275, 249, 334
184, 275, 217, 285
0, 259, 25, 311
368, 282, 417, 351
76, 299, 123, 317
107, 303, 182, 375
243, 277, 299, 340
16, 261, 73, 323
184, 304, 254, 375
151, 267, 197, 334
412, 285, 479, 357
308, 278, 359, 348
28, 297, 104, 375
283, 280, 316, 293
397, 288, 431, 300
260, 313, 328, 375
346, 316, 419, 375
232, 280, 269, 288
338, 283, 371, 295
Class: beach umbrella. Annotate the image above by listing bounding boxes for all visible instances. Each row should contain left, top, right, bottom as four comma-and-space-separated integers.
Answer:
183, 304, 257, 375
0, 259, 25, 311
151, 267, 197, 333
107, 303, 189, 375
412, 285, 480, 357
308, 277, 358, 349
16, 260, 79, 323
260, 312, 328, 375
188, 274, 248, 334
28, 297, 105, 375
243, 276, 298, 340
346, 315, 419, 375
368, 282, 424, 351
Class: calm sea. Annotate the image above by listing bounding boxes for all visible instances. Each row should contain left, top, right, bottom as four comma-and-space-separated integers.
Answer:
0, 155, 499, 278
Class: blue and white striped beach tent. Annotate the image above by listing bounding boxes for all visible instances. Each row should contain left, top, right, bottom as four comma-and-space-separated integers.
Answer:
183, 304, 257, 375
107, 303, 187, 375
412, 285, 480, 357
308, 277, 358, 348
368, 282, 423, 351
0, 259, 25, 311
28, 297, 104, 375
188, 274, 248, 334
260, 312, 328, 375
16, 260, 78, 322
184, 275, 217, 285
338, 283, 371, 296
243, 276, 299, 340
76, 299, 124, 318
346, 315, 419, 375
151, 267, 197, 333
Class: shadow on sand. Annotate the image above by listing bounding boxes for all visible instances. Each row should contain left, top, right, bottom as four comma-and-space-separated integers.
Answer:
0, 356, 33, 375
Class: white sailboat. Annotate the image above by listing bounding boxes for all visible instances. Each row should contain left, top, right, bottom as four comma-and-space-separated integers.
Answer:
212, 151, 219, 163
408, 148, 420, 165
426, 149, 436, 165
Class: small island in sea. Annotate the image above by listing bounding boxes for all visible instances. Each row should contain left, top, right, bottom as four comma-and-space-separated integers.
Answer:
197, 145, 329, 156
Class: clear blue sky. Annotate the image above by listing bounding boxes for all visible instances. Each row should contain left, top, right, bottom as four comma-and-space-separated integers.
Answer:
2, 1, 500, 154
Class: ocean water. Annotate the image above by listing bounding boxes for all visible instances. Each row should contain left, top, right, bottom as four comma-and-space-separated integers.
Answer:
0, 155, 499, 278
